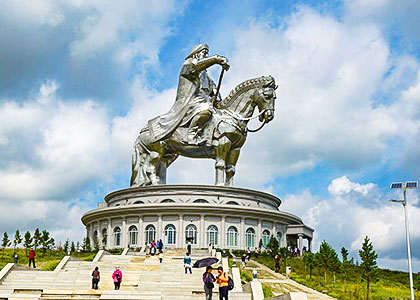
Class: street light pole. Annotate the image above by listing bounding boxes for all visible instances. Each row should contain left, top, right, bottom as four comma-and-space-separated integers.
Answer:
402, 189, 414, 300
390, 181, 417, 300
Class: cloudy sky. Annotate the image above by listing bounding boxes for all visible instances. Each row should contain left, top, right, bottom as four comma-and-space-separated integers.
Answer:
1, 0, 420, 272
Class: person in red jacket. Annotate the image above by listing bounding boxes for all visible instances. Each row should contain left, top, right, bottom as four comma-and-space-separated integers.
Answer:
28, 247, 36, 268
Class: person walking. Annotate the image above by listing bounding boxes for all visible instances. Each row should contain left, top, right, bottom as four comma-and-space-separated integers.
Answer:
158, 252, 164, 263
203, 265, 216, 300
158, 239, 163, 253
91, 266, 100, 289
28, 247, 36, 268
246, 247, 251, 261
275, 253, 280, 273
112, 266, 122, 290
241, 253, 246, 269
216, 266, 229, 300
184, 252, 192, 274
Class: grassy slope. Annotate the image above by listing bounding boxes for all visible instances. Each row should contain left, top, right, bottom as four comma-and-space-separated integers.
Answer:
254, 254, 418, 300
0, 248, 97, 271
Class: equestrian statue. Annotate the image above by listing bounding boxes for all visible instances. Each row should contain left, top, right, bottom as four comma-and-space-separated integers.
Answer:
130, 44, 277, 187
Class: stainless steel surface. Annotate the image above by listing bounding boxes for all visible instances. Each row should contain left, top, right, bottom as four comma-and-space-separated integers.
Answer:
130, 44, 276, 187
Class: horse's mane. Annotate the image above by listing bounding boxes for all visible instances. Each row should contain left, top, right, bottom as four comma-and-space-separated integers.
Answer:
220, 76, 275, 108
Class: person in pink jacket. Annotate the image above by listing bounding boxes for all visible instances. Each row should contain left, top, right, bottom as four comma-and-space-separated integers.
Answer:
112, 266, 122, 290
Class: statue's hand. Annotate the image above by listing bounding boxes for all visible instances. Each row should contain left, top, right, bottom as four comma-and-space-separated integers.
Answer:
219, 56, 230, 71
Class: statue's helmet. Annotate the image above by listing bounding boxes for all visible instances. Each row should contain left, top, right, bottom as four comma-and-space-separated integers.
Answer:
185, 43, 209, 59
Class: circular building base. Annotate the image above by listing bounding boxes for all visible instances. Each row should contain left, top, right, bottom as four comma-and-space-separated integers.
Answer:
82, 185, 313, 251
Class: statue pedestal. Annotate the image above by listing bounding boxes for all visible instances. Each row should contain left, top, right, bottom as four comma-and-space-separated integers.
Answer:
81, 185, 313, 250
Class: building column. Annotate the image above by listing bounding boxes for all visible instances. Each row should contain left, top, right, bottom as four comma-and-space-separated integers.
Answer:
200, 215, 205, 248
157, 215, 162, 241
240, 218, 245, 249
122, 218, 127, 248
308, 238, 312, 252
107, 219, 112, 249
178, 215, 184, 248
220, 216, 225, 249
138, 216, 143, 247
298, 234, 304, 256
257, 220, 262, 249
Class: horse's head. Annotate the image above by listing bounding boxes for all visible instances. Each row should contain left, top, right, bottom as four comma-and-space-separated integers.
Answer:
255, 77, 277, 123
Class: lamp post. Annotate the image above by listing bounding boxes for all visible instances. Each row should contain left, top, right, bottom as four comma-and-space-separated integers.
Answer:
389, 181, 418, 300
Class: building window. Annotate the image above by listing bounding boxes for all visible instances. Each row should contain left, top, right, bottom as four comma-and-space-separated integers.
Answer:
262, 230, 270, 248
227, 226, 238, 247
114, 227, 121, 246
102, 229, 107, 246
206, 225, 218, 246
185, 224, 197, 244
134, 201, 144, 204
164, 224, 176, 244
93, 230, 98, 246
145, 225, 156, 244
245, 228, 255, 248
276, 232, 282, 244
161, 199, 175, 203
226, 201, 239, 205
129, 225, 138, 245
193, 199, 208, 203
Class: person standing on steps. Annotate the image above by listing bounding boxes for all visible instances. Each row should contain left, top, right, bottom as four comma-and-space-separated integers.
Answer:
158, 251, 164, 263
275, 253, 280, 273
91, 266, 100, 289
203, 265, 216, 300
216, 266, 229, 300
28, 247, 36, 268
184, 252, 192, 274
112, 266, 122, 290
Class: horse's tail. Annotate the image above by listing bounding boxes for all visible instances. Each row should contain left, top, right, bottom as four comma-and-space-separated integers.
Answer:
130, 140, 140, 186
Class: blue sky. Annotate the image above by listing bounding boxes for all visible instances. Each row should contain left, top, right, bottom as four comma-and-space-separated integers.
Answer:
1, 0, 420, 272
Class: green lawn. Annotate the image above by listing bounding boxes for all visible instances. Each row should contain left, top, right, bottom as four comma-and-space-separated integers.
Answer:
254, 254, 418, 300
0, 248, 97, 271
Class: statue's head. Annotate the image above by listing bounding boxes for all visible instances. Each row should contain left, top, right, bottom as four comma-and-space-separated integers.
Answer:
186, 44, 209, 59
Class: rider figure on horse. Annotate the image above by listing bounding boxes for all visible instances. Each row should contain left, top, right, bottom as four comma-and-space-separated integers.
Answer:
147, 44, 230, 145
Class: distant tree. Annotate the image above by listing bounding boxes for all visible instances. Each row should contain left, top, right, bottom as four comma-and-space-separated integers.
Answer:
319, 240, 333, 286
258, 238, 263, 250
76, 241, 80, 252
47, 237, 55, 251
329, 248, 341, 289
94, 238, 100, 252
415, 274, 420, 298
70, 241, 76, 253
33, 228, 41, 250
23, 231, 32, 254
2, 232, 11, 257
303, 252, 316, 279
341, 247, 351, 294
13, 230, 22, 254
314, 252, 322, 285
266, 235, 279, 257
359, 236, 379, 300
279, 247, 290, 271
40, 230, 50, 253
63, 239, 69, 253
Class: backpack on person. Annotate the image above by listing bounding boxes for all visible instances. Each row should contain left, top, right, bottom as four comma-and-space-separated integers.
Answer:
116, 272, 121, 282
227, 273, 234, 291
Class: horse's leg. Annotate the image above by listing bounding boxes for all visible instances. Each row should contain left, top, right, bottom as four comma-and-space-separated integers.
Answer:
225, 148, 241, 187
145, 149, 164, 185
130, 145, 140, 186
214, 136, 231, 186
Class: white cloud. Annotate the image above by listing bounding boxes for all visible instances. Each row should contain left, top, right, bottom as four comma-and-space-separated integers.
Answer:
328, 176, 375, 196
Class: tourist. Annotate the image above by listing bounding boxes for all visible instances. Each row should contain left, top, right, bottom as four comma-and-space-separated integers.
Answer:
203, 265, 215, 300
158, 239, 163, 253
150, 240, 157, 255
275, 253, 280, 273
216, 266, 229, 300
91, 266, 100, 289
246, 247, 251, 261
28, 247, 36, 268
158, 252, 164, 263
184, 252, 192, 274
241, 253, 246, 268
112, 266, 122, 290
254, 247, 259, 258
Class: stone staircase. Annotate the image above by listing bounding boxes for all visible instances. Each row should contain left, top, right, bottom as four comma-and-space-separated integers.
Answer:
0, 249, 251, 300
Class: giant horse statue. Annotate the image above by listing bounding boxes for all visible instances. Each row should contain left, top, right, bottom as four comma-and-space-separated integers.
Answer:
130, 75, 276, 187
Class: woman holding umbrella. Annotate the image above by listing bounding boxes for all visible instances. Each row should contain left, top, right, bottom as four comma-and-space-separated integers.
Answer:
203, 265, 216, 300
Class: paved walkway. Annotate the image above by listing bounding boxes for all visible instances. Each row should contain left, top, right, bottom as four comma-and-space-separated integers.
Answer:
244, 260, 335, 300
